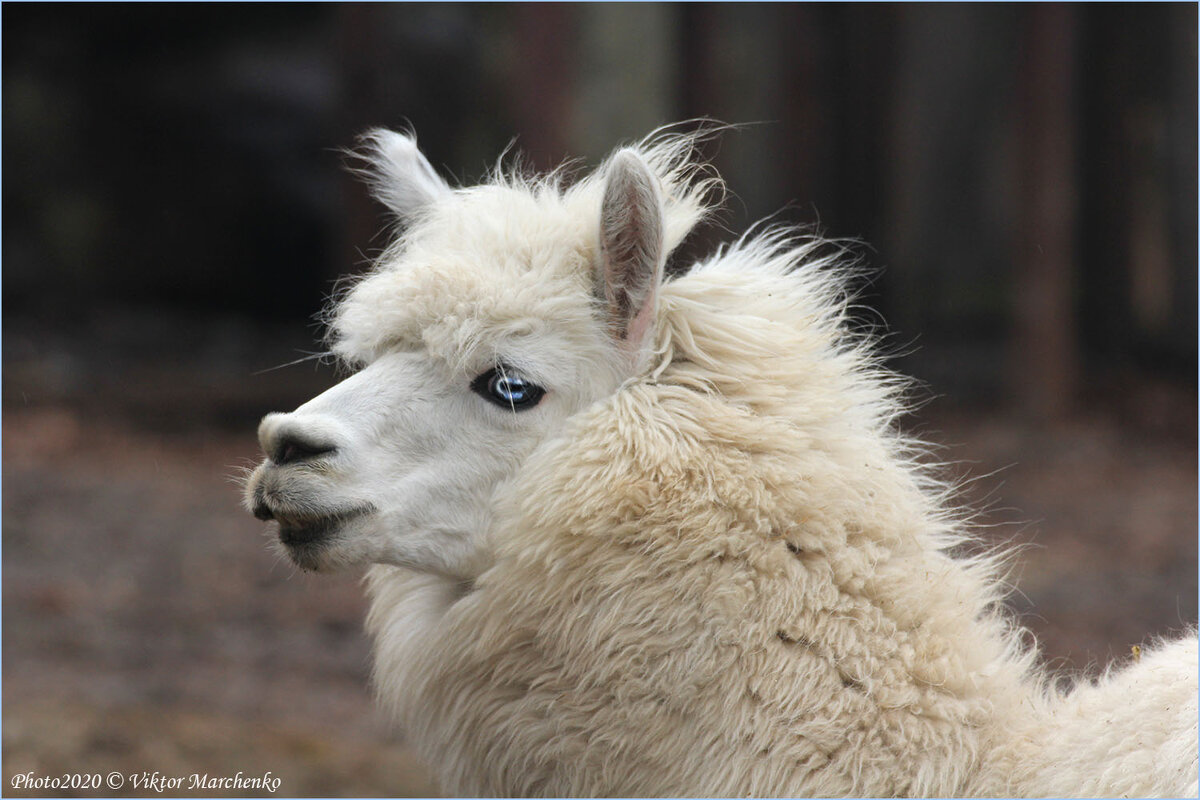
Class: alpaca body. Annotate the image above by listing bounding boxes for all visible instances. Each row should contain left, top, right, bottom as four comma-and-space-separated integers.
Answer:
246, 127, 1198, 797
987, 635, 1199, 797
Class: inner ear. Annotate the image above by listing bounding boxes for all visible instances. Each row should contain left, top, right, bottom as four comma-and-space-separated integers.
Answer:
597, 149, 665, 353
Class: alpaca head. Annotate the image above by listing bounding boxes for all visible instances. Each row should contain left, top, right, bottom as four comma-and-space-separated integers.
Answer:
244, 130, 711, 578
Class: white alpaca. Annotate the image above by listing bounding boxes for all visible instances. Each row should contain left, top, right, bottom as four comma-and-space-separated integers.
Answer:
245, 127, 1198, 797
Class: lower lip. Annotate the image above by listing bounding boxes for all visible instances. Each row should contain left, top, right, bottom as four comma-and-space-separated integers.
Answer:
276, 506, 372, 547
278, 520, 335, 547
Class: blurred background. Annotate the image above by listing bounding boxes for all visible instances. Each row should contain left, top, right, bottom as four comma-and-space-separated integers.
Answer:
3, 4, 1195, 797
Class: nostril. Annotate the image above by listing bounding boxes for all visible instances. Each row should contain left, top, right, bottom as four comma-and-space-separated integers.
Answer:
272, 433, 337, 466
249, 484, 275, 520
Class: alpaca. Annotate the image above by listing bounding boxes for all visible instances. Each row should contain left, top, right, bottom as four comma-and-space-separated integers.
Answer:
244, 127, 1198, 797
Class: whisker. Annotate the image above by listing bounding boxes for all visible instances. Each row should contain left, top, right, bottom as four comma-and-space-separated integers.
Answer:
497, 362, 518, 414
253, 351, 335, 375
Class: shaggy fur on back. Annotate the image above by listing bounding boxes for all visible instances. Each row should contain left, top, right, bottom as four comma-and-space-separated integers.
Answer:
334, 129, 1199, 797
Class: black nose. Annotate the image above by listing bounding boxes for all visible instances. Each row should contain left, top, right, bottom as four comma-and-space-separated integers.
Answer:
271, 432, 336, 466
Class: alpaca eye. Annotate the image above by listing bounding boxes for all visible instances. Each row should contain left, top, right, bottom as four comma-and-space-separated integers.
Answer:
471, 367, 545, 411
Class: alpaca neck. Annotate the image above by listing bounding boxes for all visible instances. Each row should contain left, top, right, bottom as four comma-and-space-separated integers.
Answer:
363, 382, 1047, 796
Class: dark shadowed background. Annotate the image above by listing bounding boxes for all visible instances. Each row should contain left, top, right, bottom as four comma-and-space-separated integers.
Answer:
4, 4, 1196, 797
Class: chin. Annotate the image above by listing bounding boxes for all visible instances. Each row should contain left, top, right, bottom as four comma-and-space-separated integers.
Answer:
274, 524, 377, 572
279, 537, 334, 572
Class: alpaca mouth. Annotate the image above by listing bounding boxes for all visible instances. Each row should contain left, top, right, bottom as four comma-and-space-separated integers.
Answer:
252, 493, 374, 549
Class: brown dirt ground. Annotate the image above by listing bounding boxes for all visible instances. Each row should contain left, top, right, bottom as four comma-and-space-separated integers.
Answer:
3, 349, 1196, 797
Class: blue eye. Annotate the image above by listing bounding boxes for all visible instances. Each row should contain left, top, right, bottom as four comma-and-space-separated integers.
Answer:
471, 367, 546, 410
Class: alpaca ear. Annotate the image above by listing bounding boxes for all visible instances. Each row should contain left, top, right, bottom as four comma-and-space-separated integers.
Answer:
597, 149, 665, 356
357, 129, 451, 222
